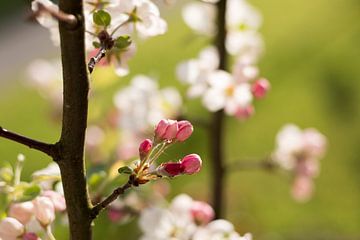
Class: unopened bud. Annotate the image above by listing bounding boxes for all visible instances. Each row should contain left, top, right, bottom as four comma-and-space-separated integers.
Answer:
23, 232, 41, 240
252, 78, 270, 99
181, 154, 202, 174
155, 119, 178, 141
139, 139, 153, 159
191, 201, 215, 225
235, 105, 254, 120
0, 217, 24, 239
33, 196, 55, 226
8, 201, 34, 224
42, 190, 66, 212
176, 120, 193, 142
158, 162, 184, 177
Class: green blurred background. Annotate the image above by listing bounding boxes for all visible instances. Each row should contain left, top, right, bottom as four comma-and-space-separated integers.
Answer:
0, 0, 360, 239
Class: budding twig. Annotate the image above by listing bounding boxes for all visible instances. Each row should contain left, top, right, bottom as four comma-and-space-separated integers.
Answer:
0, 126, 59, 158
29, 2, 78, 28
90, 181, 132, 219
88, 47, 107, 73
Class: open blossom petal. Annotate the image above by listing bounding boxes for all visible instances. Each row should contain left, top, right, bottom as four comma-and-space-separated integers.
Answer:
226, 30, 264, 61
182, 2, 216, 35
8, 201, 34, 224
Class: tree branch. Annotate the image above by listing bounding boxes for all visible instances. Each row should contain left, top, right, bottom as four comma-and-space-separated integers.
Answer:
210, 0, 228, 219
57, 0, 93, 239
29, 2, 78, 28
90, 181, 132, 219
0, 126, 58, 158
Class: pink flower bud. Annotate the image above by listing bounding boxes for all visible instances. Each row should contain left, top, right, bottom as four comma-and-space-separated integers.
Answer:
181, 154, 202, 174
252, 78, 270, 99
176, 121, 194, 142
139, 139, 153, 158
33, 196, 55, 226
235, 105, 254, 120
8, 201, 34, 224
0, 217, 24, 239
23, 232, 41, 240
155, 119, 178, 141
158, 162, 184, 177
155, 119, 169, 138
42, 190, 66, 212
191, 201, 215, 225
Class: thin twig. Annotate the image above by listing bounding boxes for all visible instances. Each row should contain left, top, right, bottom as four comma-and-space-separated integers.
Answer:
29, 2, 78, 28
0, 126, 58, 158
88, 47, 107, 73
90, 181, 132, 219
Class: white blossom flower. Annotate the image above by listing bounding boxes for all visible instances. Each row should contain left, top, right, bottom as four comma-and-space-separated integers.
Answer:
273, 124, 326, 170
193, 220, 252, 240
26, 59, 63, 106
31, 0, 60, 46
226, 30, 264, 61
202, 70, 253, 115
113, 75, 182, 133
226, 0, 262, 31
139, 194, 251, 240
182, 2, 216, 35
177, 46, 219, 98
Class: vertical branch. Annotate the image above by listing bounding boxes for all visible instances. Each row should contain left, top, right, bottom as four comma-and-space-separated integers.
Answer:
211, 0, 228, 219
57, 1, 92, 239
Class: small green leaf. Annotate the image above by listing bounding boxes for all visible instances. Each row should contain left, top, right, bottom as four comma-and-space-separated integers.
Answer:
14, 183, 41, 202
0, 167, 13, 183
114, 35, 132, 49
92, 41, 101, 48
118, 166, 133, 175
93, 10, 111, 27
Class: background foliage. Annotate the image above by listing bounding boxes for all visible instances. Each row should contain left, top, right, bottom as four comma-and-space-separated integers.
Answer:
0, 0, 359, 239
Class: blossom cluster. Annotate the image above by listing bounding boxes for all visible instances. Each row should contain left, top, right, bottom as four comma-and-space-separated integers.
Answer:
139, 194, 252, 240
118, 119, 202, 186
177, 0, 270, 119
0, 155, 65, 240
32, 0, 167, 76
273, 124, 327, 202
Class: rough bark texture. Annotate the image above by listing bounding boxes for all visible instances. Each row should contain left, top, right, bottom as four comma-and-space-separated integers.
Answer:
57, 1, 93, 239
211, 0, 228, 219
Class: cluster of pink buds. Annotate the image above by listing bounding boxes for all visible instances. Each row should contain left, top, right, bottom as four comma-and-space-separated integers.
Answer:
154, 119, 194, 142
119, 119, 201, 186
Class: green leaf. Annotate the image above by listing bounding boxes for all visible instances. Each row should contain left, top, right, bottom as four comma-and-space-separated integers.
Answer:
118, 166, 133, 175
14, 183, 41, 202
114, 35, 132, 49
93, 10, 111, 27
0, 167, 13, 183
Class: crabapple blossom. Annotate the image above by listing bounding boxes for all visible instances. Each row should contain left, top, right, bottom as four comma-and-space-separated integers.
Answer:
139, 139, 153, 159
202, 70, 253, 114
176, 46, 219, 98
181, 154, 202, 174
273, 124, 327, 201
31, 0, 60, 46
190, 201, 215, 225
176, 120, 194, 142
251, 78, 270, 99
113, 75, 182, 133
33, 196, 56, 226
8, 201, 34, 224
182, 2, 216, 35
0, 217, 25, 240
42, 190, 66, 212
155, 119, 178, 141
156, 154, 202, 177
139, 194, 251, 240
